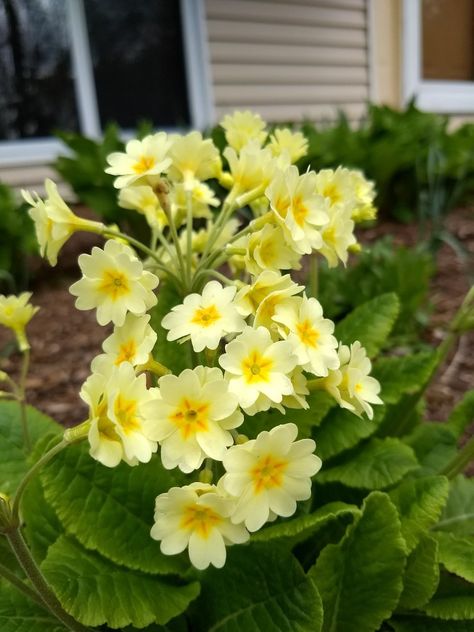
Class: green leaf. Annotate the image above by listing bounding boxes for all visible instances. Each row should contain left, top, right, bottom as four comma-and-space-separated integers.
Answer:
404, 424, 457, 476
388, 475, 449, 552
149, 282, 188, 374
390, 616, 474, 632
424, 574, 474, 620
314, 404, 385, 461
447, 390, 474, 438
0, 402, 61, 494
435, 475, 474, 536
316, 438, 419, 490
334, 293, 400, 357
435, 532, 474, 582
191, 544, 323, 632
398, 535, 440, 610
41, 442, 187, 575
252, 501, 360, 544
372, 351, 436, 404
0, 582, 67, 632
309, 492, 406, 632
42, 535, 200, 629
22, 477, 62, 563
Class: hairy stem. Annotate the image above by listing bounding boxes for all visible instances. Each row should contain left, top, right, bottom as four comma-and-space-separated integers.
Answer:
18, 348, 31, 453
0, 558, 45, 608
442, 435, 474, 479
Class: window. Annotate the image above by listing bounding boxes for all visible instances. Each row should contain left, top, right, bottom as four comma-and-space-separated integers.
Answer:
402, 0, 474, 112
0, 0, 212, 165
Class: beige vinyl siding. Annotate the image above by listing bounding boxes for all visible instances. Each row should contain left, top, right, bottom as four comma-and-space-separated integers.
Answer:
205, 0, 370, 122
0, 164, 73, 199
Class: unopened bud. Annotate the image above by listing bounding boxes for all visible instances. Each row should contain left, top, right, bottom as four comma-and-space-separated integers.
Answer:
199, 468, 213, 484
236, 433, 249, 445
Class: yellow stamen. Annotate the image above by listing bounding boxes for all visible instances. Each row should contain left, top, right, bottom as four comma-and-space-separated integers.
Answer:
242, 350, 273, 384
191, 304, 221, 328
98, 270, 130, 301
115, 339, 137, 364
251, 454, 288, 493
133, 155, 156, 174
296, 319, 319, 348
323, 183, 342, 206
171, 398, 209, 439
180, 504, 222, 539
114, 394, 140, 433
292, 196, 308, 227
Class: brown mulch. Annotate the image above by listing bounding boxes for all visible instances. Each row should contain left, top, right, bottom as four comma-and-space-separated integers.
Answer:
0, 208, 473, 428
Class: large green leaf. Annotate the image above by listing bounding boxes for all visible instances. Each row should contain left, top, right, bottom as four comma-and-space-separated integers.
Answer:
0, 582, 67, 632
435, 532, 474, 582
42, 535, 200, 629
388, 475, 449, 552
22, 477, 62, 563
334, 293, 400, 357
398, 535, 440, 610
149, 282, 188, 374
316, 438, 418, 490
423, 574, 474, 620
435, 475, 474, 536
41, 442, 187, 575
0, 402, 60, 494
390, 617, 474, 631
372, 351, 436, 405
310, 492, 406, 632
252, 501, 360, 544
191, 544, 323, 632
447, 390, 474, 438
404, 424, 457, 476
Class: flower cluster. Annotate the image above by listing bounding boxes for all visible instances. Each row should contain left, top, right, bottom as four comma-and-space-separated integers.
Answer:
21, 110, 381, 570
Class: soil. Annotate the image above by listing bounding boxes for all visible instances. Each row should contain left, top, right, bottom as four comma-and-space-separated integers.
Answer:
0, 207, 473, 430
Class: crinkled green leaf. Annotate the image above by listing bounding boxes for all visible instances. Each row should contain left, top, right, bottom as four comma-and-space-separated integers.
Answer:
252, 501, 360, 544
447, 390, 474, 438
390, 616, 474, 632
22, 477, 62, 563
0, 402, 60, 494
316, 438, 418, 490
398, 535, 440, 610
388, 475, 449, 552
334, 293, 400, 357
404, 424, 457, 476
0, 582, 67, 632
41, 441, 187, 575
310, 492, 406, 632
435, 475, 474, 536
149, 282, 188, 374
435, 532, 474, 582
314, 404, 385, 461
42, 535, 200, 629
372, 351, 436, 404
423, 574, 474, 620
191, 544, 323, 632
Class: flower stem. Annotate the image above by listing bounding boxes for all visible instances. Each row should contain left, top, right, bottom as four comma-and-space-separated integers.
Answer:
186, 191, 194, 288
0, 559, 45, 608
18, 348, 31, 453
441, 435, 474, 479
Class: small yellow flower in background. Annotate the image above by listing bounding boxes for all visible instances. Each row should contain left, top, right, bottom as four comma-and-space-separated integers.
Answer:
167, 131, 221, 189
323, 341, 382, 419
223, 141, 278, 201
236, 223, 302, 276
105, 133, 172, 189
235, 271, 303, 322
282, 367, 309, 410
349, 170, 377, 222
118, 185, 168, 229
70, 239, 158, 326
273, 296, 339, 377
220, 110, 267, 153
22, 179, 104, 266
151, 482, 249, 570
161, 281, 246, 352
170, 180, 219, 223
222, 423, 322, 531
268, 128, 308, 163
319, 206, 356, 267
145, 367, 243, 472
0, 292, 39, 351
219, 326, 297, 414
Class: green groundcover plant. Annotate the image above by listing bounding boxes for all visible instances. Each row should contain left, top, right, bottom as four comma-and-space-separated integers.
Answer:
0, 111, 473, 632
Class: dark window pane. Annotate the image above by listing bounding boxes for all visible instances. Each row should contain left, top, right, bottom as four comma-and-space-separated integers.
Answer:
0, 0, 79, 140
83, 0, 190, 129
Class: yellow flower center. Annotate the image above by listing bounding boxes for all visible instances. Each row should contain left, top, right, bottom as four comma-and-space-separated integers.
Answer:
296, 319, 319, 348
292, 196, 309, 227
242, 350, 273, 384
133, 155, 156, 174
191, 304, 221, 328
96, 399, 121, 442
114, 394, 140, 434
323, 183, 342, 206
323, 226, 337, 247
274, 196, 290, 218
180, 504, 222, 539
250, 454, 288, 493
115, 339, 137, 365
171, 398, 209, 439
98, 270, 130, 301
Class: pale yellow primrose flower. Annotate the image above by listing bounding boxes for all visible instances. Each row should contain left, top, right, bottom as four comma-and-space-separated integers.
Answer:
273, 296, 339, 377
235, 271, 303, 319
91, 313, 157, 374
170, 180, 219, 223
268, 128, 308, 163
167, 131, 221, 189
161, 281, 246, 353
0, 293, 39, 350
22, 179, 104, 266
151, 482, 249, 570
223, 141, 278, 201
105, 133, 172, 189
222, 423, 322, 532
282, 367, 310, 410
323, 341, 382, 419
220, 110, 267, 153
236, 223, 302, 276
219, 326, 297, 414
266, 166, 329, 255
118, 185, 168, 229
349, 170, 377, 222
81, 362, 159, 467
70, 239, 158, 326
319, 205, 356, 267
144, 367, 243, 472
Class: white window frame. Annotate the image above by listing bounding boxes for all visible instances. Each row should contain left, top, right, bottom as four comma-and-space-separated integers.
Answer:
0, 0, 213, 167
402, 0, 474, 113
